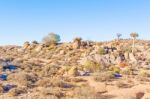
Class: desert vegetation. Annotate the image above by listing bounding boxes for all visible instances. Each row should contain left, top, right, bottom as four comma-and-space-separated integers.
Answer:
0, 32, 150, 99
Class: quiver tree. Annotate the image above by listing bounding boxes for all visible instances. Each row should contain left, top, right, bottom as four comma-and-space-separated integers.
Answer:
116, 33, 122, 41
73, 37, 82, 49
130, 32, 139, 53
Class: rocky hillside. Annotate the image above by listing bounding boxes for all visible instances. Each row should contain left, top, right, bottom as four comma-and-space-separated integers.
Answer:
0, 39, 150, 99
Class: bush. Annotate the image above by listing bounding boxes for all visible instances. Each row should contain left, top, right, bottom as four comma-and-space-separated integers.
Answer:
83, 60, 101, 72
93, 71, 114, 82
98, 48, 106, 55
42, 32, 61, 45
109, 66, 121, 74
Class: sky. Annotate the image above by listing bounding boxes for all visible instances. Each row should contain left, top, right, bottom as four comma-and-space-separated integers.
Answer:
0, 0, 150, 45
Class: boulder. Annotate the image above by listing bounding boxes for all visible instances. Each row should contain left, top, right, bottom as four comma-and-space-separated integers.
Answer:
124, 52, 129, 60
142, 93, 150, 99
23, 42, 30, 50
59, 50, 65, 55
94, 54, 101, 64
73, 42, 80, 49
35, 44, 43, 52
129, 53, 137, 63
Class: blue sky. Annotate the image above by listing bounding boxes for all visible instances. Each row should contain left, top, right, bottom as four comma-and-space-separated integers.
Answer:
0, 0, 150, 45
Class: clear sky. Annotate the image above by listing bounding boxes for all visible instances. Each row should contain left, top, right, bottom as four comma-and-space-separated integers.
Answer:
0, 0, 150, 45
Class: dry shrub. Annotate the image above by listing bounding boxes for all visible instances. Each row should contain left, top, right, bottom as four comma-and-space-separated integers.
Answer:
36, 78, 51, 87
136, 70, 150, 81
66, 77, 87, 83
41, 87, 63, 98
57, 66, 71, 75
68, 66, 79, 76
37, 77, 73, 88
72, 86, 98, 99
8, 72, 38, 87
115, 81, 128, 88
83, 60, 101, 72
93, 71, 114, 82
138, 70, 150, 77
109, 66, 120, 74
50, 78, 73, 88
116, 81, 133, 88
8, 87, 27, 96
40, 65, 59, 77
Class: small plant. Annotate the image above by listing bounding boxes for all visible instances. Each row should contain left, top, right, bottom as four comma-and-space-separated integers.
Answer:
83, 60, 101, 72
42, 32, 61, 45
98, 48, 106, 55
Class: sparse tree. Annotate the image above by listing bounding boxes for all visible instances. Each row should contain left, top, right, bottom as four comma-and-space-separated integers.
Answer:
130, 32, 139, 53
42, 32, 61, 45
116, 33, 122, 41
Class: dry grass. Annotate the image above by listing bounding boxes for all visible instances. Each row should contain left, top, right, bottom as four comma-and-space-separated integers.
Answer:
93, 71, 114, 82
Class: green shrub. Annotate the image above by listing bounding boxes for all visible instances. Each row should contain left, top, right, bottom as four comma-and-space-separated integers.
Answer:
98, 48, 106, 55
83, 60, 101, 72
42, 32, 61, 45
109, 66, 120, 74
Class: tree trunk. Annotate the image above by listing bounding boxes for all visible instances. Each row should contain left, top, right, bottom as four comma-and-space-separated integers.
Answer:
132, 38, 135, 53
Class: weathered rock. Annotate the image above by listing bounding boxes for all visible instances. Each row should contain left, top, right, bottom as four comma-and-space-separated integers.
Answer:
129, 53, 137, 63
136, 92, 145, 99
35, 44, 43, 52
59, 50, 65, 55
124, 52, 129, 60
142, 93, 150, 99
73, 42, 80, 49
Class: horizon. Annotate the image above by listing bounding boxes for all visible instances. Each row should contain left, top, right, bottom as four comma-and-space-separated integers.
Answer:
0, 0, 150, 45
